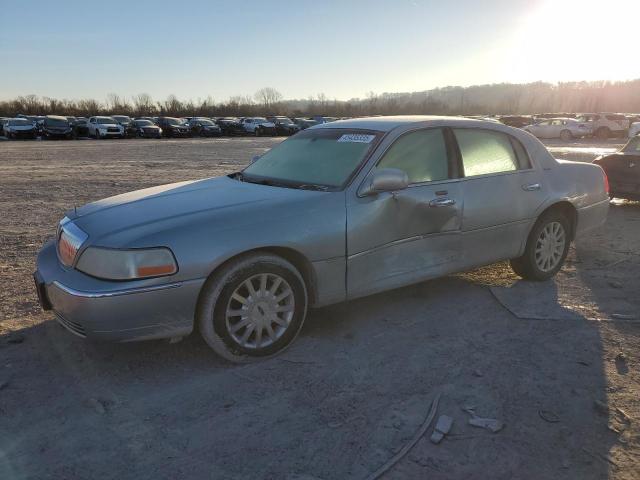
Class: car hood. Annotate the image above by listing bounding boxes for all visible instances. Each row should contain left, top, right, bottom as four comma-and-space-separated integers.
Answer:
97, 123, 120, 128
8, 125, 34, 131
69, 175, 326, 245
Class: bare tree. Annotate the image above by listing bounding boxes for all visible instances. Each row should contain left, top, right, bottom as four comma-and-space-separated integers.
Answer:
254, 87, 283, 111
132, 93, 155, 116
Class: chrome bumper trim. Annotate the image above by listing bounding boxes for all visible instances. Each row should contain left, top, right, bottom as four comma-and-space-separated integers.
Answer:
51, 281, 183, 298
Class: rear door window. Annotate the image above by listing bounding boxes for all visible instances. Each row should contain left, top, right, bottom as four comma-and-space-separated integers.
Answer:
454, 129, 520, 177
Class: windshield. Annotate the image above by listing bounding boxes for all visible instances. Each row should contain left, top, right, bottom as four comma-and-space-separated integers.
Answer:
275, 118, 294, 125
243, 129, 381, 188
622, 137, 640, 153
165, 118, 184, 126
8, 119, 31, 126
134, 120, 153, 126
197, 119, 214, 126
112, 116, 130, 123
253, 118, 268, 123
97, 117, 116, 124
44, 118, 69, 127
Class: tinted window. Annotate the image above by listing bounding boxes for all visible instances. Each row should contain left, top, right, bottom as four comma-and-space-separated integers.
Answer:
377, 129, 449, 184
454, 129, 519, 176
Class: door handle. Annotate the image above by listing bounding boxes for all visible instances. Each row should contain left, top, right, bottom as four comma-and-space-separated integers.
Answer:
522, 183, 541, 191
429, 197, 456, 207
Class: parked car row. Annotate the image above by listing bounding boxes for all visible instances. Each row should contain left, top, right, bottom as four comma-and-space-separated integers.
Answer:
499, 113, 640, 140
0, 114, 339, 140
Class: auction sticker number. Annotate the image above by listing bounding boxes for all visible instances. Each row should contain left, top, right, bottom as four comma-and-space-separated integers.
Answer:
337, 134, 376, 143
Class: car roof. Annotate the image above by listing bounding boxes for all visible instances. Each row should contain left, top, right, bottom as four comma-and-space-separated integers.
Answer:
310, 115, 500, 132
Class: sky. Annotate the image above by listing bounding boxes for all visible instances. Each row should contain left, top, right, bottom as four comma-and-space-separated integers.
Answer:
1, 0, 638, 103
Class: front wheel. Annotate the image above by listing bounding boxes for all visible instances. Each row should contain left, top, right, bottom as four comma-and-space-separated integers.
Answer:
559, 129, 572, 141
197, 253, 308, 362
510, 210, 571, 281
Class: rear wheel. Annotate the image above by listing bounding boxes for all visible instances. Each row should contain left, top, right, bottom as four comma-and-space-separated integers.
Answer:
197, 253, 308, 362
559, 129, 572, 141
510, 210, 571, 281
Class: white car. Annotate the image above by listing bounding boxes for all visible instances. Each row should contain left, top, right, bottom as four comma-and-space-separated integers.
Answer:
575, 113, 629, 139
524, 118, 591, 141
629, 122, 640, 138
241, 117, 276, 136
87, 116, 125, 139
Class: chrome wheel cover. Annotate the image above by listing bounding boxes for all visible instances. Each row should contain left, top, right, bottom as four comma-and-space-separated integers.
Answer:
535, 221, 566, 272
225, 273, 295, 349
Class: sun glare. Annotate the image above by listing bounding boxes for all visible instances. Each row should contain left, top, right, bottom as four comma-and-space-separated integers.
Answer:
508, 0, 638, 83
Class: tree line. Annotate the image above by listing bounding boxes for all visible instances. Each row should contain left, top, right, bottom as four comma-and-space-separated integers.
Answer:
1, 80, 639, 119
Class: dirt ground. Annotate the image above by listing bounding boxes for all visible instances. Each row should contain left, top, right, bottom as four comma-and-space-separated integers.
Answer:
0, 137, 638, 480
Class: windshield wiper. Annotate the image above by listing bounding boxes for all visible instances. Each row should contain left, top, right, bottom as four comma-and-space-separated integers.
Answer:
295, 184, 330, 191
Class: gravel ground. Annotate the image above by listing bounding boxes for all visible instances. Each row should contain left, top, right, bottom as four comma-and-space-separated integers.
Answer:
0, 137, 638, 480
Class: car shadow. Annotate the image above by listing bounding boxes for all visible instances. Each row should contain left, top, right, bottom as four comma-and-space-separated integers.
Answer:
0, 262, 615, 479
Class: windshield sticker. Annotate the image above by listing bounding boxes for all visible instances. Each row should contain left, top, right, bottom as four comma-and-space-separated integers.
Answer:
337, 134, 376, 143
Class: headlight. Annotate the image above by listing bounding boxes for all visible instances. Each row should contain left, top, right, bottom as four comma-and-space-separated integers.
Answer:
76, 247, 178, 280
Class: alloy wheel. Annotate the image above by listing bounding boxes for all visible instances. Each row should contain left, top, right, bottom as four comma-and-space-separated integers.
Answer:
534, 221, 566, 272
225, 273, 295, 350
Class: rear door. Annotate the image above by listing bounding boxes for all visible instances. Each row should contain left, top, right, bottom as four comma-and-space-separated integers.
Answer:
346, 127, 463, 298
452, 128, 547, 267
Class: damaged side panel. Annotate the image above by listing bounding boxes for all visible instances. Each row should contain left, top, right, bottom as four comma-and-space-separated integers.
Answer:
346, 181, 463, 299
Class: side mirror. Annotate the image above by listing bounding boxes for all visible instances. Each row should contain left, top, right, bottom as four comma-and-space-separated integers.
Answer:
360, 168, 409, 196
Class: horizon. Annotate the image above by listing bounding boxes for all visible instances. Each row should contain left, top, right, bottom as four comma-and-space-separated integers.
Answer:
1, 0, 638, 103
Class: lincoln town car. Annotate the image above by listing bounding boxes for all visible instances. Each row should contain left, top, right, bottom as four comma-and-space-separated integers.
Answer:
34, 116, 609, 361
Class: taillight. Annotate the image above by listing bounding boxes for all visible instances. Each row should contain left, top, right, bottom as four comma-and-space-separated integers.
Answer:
602, 169, 610, 195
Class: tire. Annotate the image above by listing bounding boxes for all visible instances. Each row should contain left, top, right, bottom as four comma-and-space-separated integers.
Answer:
559, 129, 572, 141
510, 210, 571, 281
255, 127, 261, 137
595, 127, 610, 140
197, 253, 308, 362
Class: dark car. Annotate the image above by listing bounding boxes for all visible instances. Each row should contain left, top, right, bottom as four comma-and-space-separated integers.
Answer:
293, 118, 319, 130
112, 115, 136, 137
71, 117, 90, 137
499, 115, 534, 128
156, 117, 190, 137
187, 118, 222, 137
593, 136, 640, 201
41, 115, 74, 139
267, 116, 300, 136
4, 118, 38, 139
0, 117, 9, 136
215, 117, 245, 136
131, 119, 162, 138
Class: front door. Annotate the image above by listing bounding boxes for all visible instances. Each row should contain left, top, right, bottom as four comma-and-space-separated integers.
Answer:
346, 128, 463, 299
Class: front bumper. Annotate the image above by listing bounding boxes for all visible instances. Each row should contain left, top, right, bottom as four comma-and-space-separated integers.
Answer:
34, 241, 204, 342
98, 130, 123, 138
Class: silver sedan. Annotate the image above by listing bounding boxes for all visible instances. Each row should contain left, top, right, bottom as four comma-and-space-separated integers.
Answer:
524, 117, 592, 140
34, 116, 609, 361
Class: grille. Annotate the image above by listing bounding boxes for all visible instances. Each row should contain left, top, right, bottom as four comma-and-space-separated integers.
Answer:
107, 127, 120, 133
55, 313, 87, 338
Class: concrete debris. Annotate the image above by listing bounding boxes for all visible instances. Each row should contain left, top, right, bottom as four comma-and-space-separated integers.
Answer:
463, 407, 504, 433
430, 415, 454, 444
